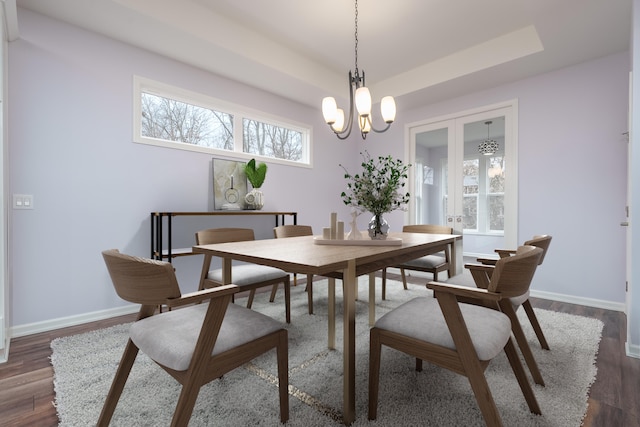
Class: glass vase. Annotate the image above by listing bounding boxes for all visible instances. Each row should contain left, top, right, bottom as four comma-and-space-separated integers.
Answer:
368, 213, 389, 240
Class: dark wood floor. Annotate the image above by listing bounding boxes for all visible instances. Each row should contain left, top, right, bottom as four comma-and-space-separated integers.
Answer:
0, 274, 638, 426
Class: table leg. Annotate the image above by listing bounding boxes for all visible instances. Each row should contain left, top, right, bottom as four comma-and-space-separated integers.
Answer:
449, 240, 458, 277
368, 272, 375, 326
342, 259, 356, 424
222, 258, 232, 284
328, 277, 336, 349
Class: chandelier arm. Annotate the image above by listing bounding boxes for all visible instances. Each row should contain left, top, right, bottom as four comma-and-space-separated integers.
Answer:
328, 71, 356, 137
361, 114, 392, 134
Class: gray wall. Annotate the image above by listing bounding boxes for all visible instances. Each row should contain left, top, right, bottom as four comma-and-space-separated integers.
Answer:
8, 7, 629, 333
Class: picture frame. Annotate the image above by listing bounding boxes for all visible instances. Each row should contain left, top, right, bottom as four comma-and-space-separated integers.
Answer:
212, 158, 248, 210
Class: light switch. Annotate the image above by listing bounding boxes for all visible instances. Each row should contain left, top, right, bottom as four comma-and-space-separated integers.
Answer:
13, 194, 34, 210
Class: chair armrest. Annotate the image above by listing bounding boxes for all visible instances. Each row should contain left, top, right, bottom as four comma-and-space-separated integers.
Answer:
464, 263, 494, 272
166, 285, 239, 308
464, 263, 494, 289
475, 257, 498, 265
427, 281, 502, 302
495, 249, 516, 258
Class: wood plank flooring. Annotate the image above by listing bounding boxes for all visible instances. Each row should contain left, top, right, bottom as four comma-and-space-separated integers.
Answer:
0, 274, 638, 426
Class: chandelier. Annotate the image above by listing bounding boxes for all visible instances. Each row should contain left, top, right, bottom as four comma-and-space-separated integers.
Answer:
321, 0, 396, 140
478, 120, 499, 155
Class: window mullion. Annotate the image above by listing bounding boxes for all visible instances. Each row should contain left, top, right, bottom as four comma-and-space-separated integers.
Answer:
233, 114, 243, 152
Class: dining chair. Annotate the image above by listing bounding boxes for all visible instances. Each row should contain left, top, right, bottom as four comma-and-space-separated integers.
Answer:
473, 234, 553, 350
99, 249, 289, 426
196, 227, 291, 323
369, 245, 543, 426
380, 224, 454, 300
443, 236, 552, 386
273, 225, 315, 314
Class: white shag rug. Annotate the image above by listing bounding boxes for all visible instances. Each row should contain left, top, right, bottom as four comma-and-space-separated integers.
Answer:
51, 277, 603, 426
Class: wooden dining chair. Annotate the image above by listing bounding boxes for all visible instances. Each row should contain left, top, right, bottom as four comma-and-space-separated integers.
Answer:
369, 245, 543, 426
380, 224, 454, 300
473, 234, 553, 350
99, 249, 289, 426
273, 225, 315, 314
444, 237, 551, 386
196, 228, 291, 323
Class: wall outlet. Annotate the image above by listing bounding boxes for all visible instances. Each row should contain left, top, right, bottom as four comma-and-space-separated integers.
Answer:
13, 194, 34, 209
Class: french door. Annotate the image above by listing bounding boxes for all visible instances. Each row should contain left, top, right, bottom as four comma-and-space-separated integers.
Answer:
406, 101, 518, 273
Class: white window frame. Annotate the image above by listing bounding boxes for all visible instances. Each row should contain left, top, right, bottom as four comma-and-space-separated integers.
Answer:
133, 76, 312, 168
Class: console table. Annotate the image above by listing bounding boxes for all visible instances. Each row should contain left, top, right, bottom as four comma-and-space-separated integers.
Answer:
150, 211, 297, 261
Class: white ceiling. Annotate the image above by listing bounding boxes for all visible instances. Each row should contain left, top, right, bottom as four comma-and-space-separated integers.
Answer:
15, 0, 632, 111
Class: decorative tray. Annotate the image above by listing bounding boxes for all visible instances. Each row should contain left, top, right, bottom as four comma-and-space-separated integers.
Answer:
313, 236, 403, 246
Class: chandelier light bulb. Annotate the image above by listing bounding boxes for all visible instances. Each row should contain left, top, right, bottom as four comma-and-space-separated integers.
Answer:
355, 87, 372, 116
334, 108, 345, 132
322, 97, 337, 124
380, 96, 396, 123
359, 115, 371, 133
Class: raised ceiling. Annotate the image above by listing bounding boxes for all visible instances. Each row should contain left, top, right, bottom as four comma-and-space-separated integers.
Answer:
16, 0, 632, 110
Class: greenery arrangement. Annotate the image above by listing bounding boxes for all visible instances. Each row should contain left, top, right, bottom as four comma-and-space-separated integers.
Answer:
244, 159, 267, 189
340, 152, 411, 217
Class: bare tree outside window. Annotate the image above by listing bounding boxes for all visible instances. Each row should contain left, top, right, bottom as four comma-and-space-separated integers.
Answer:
488, 156, 505, 231
141, 93, 233, 150
135, 78, 311, 165
243, 119, 303, 161
463, 159, 479, 230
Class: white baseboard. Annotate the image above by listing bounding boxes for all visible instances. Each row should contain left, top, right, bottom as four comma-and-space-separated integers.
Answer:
9, 304, 139, 339
390, 269, 626, 312
626, 342, 640, 359
529, 289, 626, 312
4, 274, 627, 339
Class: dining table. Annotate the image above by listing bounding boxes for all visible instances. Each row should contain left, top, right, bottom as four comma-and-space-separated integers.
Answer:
193, 231, 460, 425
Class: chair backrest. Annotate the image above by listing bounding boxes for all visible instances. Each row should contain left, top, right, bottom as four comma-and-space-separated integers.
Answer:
102, 249, 181, 306
273, 225, 313, 238
195, 228, 256, 245
488, 245, 543, 298
402, 224, 453, 235
524, 235, 552, 265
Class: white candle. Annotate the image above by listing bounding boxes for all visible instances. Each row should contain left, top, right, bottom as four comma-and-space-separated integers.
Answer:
330, 212, 337, 239
337, 221, 344, 240
322, 227, 331, 239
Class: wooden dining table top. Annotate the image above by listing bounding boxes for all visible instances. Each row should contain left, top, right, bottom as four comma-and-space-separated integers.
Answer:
193, 231, 459, 276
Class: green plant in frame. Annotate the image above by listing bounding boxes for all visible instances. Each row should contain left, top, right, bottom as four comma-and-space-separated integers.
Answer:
244, 159, 267, 189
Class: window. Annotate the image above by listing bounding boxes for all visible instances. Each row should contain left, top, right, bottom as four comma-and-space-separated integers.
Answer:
133, 76, 311, 166
443, 155, 504, 234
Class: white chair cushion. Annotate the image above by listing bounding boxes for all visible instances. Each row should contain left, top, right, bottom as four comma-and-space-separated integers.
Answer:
208, 264, 288, 286
130, 303, 283, 371
445, 270, 529, 308
401, 254, 447, 269
374, 296, 511, 361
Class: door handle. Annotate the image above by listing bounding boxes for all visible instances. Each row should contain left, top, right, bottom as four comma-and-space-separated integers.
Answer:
620, 221, 629, 226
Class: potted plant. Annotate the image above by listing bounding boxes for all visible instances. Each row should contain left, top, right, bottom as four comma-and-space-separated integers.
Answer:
244, 159, 267, 209
340, 152, 411, 239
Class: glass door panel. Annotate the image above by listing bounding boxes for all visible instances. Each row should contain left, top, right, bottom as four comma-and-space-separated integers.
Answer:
408, 102, 518, 272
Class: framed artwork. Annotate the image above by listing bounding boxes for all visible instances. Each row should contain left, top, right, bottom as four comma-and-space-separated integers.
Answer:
212, 158, 248, 210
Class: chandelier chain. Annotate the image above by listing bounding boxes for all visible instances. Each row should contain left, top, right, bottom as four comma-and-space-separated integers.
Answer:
354, 0, 359, 76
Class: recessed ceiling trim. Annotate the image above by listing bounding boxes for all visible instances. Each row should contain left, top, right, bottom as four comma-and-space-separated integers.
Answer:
371, 25, 544, 98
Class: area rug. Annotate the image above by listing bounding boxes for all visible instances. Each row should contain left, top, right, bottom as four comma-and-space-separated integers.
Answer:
51, 277, 603, 426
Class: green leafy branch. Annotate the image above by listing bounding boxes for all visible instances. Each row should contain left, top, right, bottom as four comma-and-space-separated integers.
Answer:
340, 152, 411, 215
